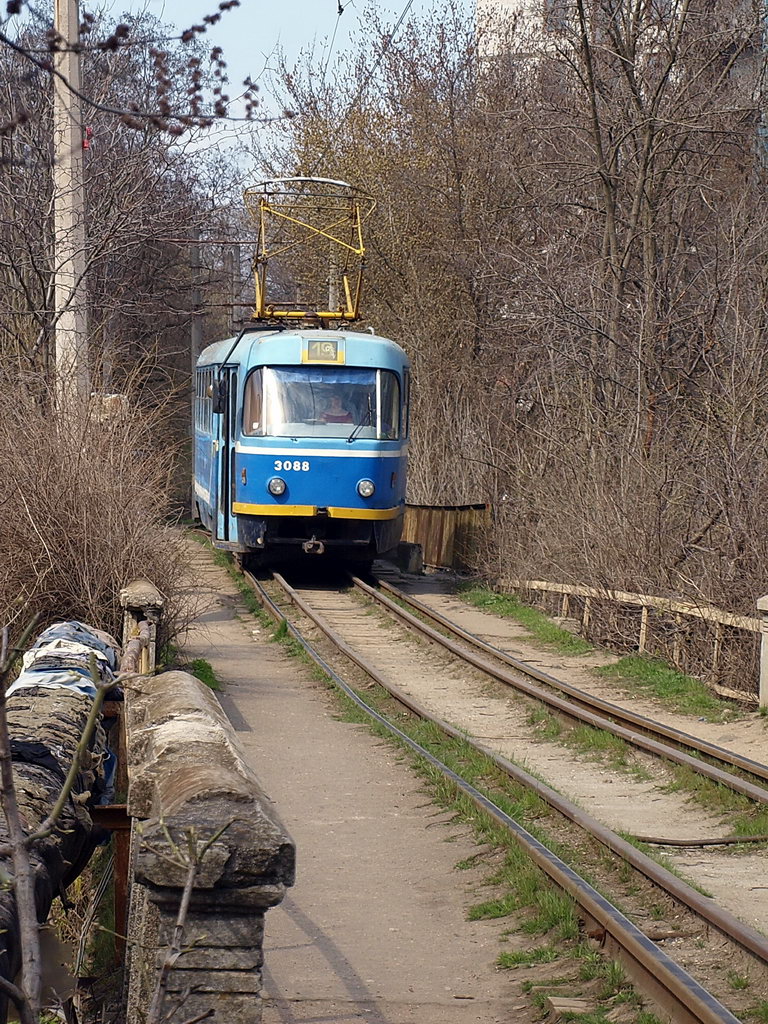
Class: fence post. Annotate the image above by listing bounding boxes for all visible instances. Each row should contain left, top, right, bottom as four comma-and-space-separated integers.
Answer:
672, 614, 682, 668
711, 622, 723, 684
582, 597, 591, 633
119, 579, 164, 673
756, 596, 768, 708
124, 671, 295, 1024
638, 606, 649, 654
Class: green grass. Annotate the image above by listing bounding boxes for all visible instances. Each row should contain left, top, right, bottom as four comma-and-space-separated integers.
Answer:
595, 655, 738, 722
459, 586, 592, 656
497, 945, 561, 968
568, 724, 640, 773
749, 1000, 768, 1022
455, 853, 483, 870
727, 971, 751, 991
577, 946, 604, 981
521, 977, 572, 993
157, 643, 224, 692
557, 1015, 607, 1023
527, 709, 650, 780
663, 764, 768, 839
527, 706, 564, 741
456, 577, 743, 726
599, 960, 628, 999
187, 657, 221, 691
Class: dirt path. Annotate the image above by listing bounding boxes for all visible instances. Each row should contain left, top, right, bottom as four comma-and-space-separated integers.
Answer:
181, 553, 525, 1024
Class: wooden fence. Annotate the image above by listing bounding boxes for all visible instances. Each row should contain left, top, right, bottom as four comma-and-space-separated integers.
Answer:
402, 503, 489, 570
399, 504, 768, 704
501, 577, 768, 706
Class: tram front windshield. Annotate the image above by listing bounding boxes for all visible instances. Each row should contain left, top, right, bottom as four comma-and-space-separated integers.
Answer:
243, 366, 400, 439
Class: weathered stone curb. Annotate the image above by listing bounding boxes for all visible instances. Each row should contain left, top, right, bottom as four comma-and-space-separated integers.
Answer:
124, 671, 295, 1024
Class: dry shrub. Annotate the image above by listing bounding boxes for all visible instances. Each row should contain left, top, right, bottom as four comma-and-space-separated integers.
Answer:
0, 375, 190, 642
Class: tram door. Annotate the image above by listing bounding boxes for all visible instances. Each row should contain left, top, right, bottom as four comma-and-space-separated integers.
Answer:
216, 367, 238, 543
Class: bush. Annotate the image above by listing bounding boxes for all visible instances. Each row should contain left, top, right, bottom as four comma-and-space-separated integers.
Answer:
0, 376, 189, 643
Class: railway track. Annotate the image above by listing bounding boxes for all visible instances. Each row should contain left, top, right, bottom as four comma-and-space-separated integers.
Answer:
242, 566, 768, 1024
359, 574, 768, 806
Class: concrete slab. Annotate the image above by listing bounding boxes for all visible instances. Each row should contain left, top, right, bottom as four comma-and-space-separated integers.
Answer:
183, 554, 519, 1024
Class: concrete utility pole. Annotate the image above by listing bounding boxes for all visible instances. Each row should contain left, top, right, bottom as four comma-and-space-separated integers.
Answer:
53, 0, 89, 408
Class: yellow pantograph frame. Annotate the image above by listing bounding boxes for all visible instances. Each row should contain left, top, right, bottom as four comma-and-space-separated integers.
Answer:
243, 178, 376, 323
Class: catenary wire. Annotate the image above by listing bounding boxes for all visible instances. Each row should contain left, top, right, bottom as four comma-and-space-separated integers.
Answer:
309, 0, 416, 175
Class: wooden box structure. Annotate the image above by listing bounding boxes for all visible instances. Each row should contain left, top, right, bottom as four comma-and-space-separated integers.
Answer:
402, 503, 489, 570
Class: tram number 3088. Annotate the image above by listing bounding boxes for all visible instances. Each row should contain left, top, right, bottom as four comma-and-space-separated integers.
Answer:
274, 460, 310, 472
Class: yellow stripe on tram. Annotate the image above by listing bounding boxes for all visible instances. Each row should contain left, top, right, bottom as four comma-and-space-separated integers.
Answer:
231, 502, 401, 521
232, 503, 318, 517
327, 507, 401, 521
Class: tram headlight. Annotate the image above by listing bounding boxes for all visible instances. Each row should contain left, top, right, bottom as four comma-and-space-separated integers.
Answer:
268, 477, 286, 496
357, 478, 375, 498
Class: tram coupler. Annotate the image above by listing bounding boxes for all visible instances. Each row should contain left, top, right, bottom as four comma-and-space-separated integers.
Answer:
302, 537, 325, 555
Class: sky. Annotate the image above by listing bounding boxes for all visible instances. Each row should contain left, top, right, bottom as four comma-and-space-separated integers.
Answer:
123, 0, 443, 108
85, 0, 471, 160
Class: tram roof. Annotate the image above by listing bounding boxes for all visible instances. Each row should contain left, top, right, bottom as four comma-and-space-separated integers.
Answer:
197, 328, 409, 370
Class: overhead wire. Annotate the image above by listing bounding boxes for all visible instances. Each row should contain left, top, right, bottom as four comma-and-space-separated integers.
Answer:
321, 1, 347, 85
308, 0, 416, 175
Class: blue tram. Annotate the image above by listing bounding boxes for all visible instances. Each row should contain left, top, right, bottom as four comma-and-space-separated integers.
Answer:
193, 326, 410, 564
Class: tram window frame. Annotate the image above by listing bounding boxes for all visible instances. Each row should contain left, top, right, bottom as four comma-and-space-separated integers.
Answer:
402, 368, 410, 438
205, 369, 212, 433
230, 371, 238, 437
199, 370, 204, 432
243, 368, 264, 436
376, 370, 400, 441
242, 366, 402, 439
196, 368, 214, 434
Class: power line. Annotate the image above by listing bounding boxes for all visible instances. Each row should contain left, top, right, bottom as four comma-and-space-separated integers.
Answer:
321, 1, 346, 85
309, 0, 416, 175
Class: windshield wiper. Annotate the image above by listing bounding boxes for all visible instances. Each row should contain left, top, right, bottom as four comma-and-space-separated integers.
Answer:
347, 394, 373, 443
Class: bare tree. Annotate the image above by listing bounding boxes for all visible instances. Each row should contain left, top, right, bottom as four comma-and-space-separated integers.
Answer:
265, 0, 768, 633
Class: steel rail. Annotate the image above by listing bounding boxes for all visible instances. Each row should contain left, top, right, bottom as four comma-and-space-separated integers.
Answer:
243, 569, 749, 1024
372, 578, 768, 785
351, 576, 768, 806
263, 572, 768, 964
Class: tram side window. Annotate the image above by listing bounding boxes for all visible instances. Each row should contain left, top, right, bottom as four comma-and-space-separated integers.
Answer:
198, 370, 207, 430
243, 369, 263, 436
196, 369, 214, 434
379, 371, 400, 440
205, 369, 213, 433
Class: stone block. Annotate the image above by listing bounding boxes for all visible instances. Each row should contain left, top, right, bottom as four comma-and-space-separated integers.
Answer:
120, 579, 164, 612
135, 804, 294, 892
158, 946, 263, 970
546, 997, 593, 1018
149, 883, 286, 913
124, 671, 295, 1024
396, 541, 423, 574
158, 913, 264, 948
139, 840, 231, 889
162, 991, 262, 1023
164, 968, 263, 994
